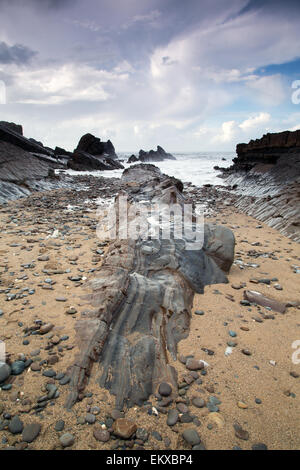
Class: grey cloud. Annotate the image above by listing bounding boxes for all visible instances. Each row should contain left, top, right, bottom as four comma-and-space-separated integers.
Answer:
0, 42, 36, 64
0, 0, 75, 8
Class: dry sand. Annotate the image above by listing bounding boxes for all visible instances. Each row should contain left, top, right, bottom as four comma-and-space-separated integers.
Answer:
0, 188, 299, 450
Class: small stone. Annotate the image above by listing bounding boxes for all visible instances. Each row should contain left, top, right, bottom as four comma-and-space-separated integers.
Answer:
112, 419, 137, 439
60, 433, 75, 447
93, 427, 110, 442
186, 358, 204, 371
252, 443, 268, 450
39, 323, 54, 335
192, 397, 205, 408
0, 362, 11, 383
158, 382, 172, 397
234, 423, 249, 441
167, 409, 179, 426
54, 420, 65, 432
85, 413, 96, 424
8, 415, 24, 434
182, 428, 201, 446
237, 401, 248, 409
11, 361, 25, 376
22, 423, 41, 443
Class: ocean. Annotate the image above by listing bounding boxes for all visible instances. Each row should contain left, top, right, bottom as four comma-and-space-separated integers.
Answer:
65, 151, 235, 187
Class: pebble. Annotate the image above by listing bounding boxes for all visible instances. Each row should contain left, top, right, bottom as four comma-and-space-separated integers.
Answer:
85, 413, 96, 424
167, 409, 179, 426
11, 361, 25, 375
112, 419, 137, 439
186, 358, 204, 371
0, 363, 11, 383
60, 433, 75, 447
182, 428, 201, 446
234, 423, 249, 441
192, 397, 205, 408
8, 415, 24, 434
158, 382, 172, 397
54, 420, 65, 432
22, 423, 41, 443
252, 443, 268, 450
93, 427, 110, 442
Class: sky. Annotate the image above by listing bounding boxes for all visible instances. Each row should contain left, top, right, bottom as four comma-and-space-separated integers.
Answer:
0, 0, 300, 152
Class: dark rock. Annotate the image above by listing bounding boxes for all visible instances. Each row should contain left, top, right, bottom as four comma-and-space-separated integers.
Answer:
0, 363, 11, 383
22, 423, 41, 442
158, 382, 172, 397
8, 415, 24, 434
182, 428, 201, 446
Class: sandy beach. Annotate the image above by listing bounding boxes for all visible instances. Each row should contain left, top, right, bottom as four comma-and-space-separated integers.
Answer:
0, 183, 299, 451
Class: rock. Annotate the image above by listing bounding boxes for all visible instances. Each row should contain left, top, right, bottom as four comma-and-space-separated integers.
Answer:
186, 359, 205, 371
252, 443, 268, 450
167, 409, 179, 426
85, 413, 96, 424
136, 428, 149, 442
192, 397, 205, 408
234, 423, 249, 441
182, 428, 201, 446
54, 420, 65, 432
60, 433, 75, 447
22, 423, 41, 443
0, 121, 23, 135
243, 290, 287, 313
75, 133, 117, 157
158, 382, 172, 397
112, 419, 137, 439
39, 323, 54, 335
128, 146, 176, 164
8, 416, 24, 434
64, 164, 235, 410
11, 361, 25, 375
93, 426, 110, 442
0, 362, 11, 383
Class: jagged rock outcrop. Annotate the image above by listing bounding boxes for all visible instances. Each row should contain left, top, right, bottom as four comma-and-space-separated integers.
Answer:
0, 122, 51, 156
75, 133, 117, 158
67, 133, 124, 171
128, 146, 176, 163
217, 130, 300, 242
224, 130, 300, 174
0, 141, 64, 204
0, 121, 23, 135
65, 164, 235, 410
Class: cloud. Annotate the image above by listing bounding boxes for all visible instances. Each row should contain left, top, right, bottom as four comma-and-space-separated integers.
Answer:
6, 63, 129, 105
0, 41, 36, 64
213, 121, 237, 143
239, 112, 271, 131
245, 74, 287, 105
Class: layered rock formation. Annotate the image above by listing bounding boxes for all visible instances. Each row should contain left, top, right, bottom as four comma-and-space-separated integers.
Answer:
67, 133, 124, 171
218, 130, 300, 242
0, 125, 125, 203
65, 164, 235, 410
128, 146, 176, 163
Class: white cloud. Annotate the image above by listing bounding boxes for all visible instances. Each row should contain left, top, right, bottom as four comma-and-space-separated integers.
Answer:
3, 63, 130, 105
239, 112, 271, 131
213, 121, 237, 143
245, 75, 286, 106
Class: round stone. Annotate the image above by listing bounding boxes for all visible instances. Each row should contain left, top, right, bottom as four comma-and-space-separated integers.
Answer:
60, 433, 75, 447
158, 382, 172, 397
8, 416, 24, 434
182, 428, 201, 446
192, 397, 205, 408
11, 361, 25, 376
93, 427, 110, 442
